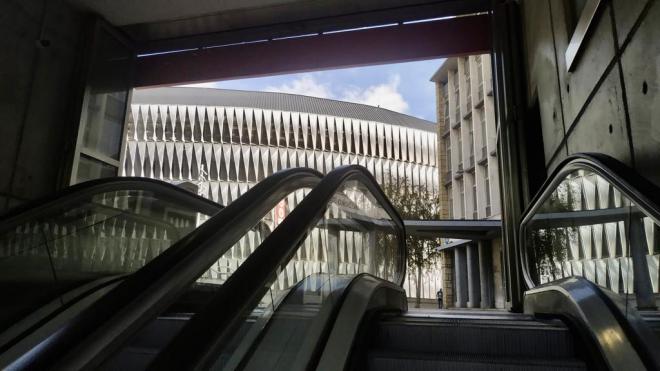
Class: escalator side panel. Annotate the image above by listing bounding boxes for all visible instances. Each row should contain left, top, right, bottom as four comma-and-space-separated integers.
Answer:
525, 277, 655, 370
316, 275, 406, 371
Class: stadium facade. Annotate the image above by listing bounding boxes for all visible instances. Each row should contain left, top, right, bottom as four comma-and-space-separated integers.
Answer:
121, 87, 441, 299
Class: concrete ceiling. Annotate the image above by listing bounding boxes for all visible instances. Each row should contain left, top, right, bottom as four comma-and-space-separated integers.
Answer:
65, 0, 489, 51
67, 0, 305, 26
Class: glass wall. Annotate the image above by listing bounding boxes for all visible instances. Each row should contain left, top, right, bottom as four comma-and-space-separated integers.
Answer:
71, 21, 134, 184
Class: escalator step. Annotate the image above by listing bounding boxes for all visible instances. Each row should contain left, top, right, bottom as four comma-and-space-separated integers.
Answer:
368, 350, 587, 371
374, 317, 576, 358
126, 315, 190, 349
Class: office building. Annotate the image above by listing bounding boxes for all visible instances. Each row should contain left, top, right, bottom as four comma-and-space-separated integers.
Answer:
431, 55, 505, 308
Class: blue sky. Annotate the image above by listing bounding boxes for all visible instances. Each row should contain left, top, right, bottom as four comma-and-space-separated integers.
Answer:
184, 58, 444, 122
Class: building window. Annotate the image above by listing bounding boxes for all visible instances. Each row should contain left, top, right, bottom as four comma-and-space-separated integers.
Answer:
467, 120, 474, 168
459, 180, 465, 219
472, 180, 478, 219
485, 169, 491, 217
447, 184, 453, 219
465, 58, 471, 112
445, 137, 452, 180
480, 109, 487, 160
457, 127, 463, 171
476, 55, 483, 98
443, 84, 450, 125
453, 72, 460, 124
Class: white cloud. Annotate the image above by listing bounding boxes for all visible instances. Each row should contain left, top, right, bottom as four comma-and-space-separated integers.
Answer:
340, 75, 409, 113
263, 73, 410, 114
265, 75, 333, 99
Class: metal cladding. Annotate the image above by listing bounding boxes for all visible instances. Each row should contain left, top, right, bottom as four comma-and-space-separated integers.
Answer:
121, 88, 440, 298
122, 88, 439, 205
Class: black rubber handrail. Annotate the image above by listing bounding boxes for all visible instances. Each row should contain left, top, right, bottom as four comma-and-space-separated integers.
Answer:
10, 168, 323, 370
150, 165, 406, 370
519, 152, 660, 289
0, 177, 222, 231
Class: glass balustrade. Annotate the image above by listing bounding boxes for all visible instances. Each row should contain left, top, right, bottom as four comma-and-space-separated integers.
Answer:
211, 179, 402, 370
523, 165, 660, 319
0, 181, 218, 335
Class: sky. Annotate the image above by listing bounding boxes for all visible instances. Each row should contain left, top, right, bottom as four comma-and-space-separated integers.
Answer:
183, 58, 444, 122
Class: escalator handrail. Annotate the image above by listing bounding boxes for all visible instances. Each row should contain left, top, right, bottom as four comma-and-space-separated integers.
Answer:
519, 153, 660, 370
10, 168, 323, 370
149, 165, 406, 370
519, 152, 660, 289
0, 176, 222, 231
525, 276, 660, 371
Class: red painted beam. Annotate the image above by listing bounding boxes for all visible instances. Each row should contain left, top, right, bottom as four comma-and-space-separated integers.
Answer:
135, 14, 490, 88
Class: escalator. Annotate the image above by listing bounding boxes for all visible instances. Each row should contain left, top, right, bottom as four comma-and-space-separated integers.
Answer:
4, 156, 660, 370
0, 168, 322, 369
142, 157, 658, 370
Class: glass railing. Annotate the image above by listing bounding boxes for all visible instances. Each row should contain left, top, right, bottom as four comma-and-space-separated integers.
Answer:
0, 177, 220, 343
7, 169, 323, 370
521, 154, 660, 327
149, 165, 405, 370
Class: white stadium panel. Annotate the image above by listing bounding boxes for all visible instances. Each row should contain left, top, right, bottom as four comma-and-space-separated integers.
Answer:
343, 118, 352, 154
414, 130, 422, 164
318, 115, 327, 151
124, 95, 437, 204
376, 122, 385, 158
291, 112, 301, 148
360, 121, 369, 157
368, 121, 377, 157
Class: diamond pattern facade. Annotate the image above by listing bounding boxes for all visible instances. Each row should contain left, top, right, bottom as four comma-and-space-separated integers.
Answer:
122, 98, 438, 205
120, 88, 439, 298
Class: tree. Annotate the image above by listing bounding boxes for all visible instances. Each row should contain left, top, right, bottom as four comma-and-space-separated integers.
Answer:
526, 192, 573, 284
381, 177, 442, 308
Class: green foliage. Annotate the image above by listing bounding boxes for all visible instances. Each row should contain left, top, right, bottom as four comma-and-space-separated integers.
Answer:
381, 177, 442, 305
527, 193, 573, 282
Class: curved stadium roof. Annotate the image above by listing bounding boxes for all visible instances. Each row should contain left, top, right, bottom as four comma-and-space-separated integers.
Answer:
132, 87, 437, 132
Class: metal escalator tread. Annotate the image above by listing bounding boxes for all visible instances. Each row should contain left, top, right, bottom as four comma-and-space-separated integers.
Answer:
639, 310, 660, 339
374, 316, 577, 359
367, 350, 588, 371
99, 316, 190, 370
362, 313, 590, 371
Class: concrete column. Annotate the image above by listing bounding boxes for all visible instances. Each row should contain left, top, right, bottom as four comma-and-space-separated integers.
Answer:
327, 228, 340, 275
454, 246, 468, 308
492, 239, 506, 309
629, 217, 657, 309
478, 240, 494, 308
466, 243, 481, 308
441, 250, 454, 308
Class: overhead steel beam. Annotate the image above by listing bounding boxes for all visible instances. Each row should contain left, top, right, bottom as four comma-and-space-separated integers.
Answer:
404, 219, 501, 240
131, 0, 490, 54
135, 14, 490, 88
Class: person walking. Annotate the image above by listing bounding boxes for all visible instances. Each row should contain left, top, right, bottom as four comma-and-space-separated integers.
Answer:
436, 288, 443, 309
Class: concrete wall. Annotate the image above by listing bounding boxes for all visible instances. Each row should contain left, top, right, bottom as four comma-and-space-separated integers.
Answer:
521, 0, 660, 185
0, 0, 85, 212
